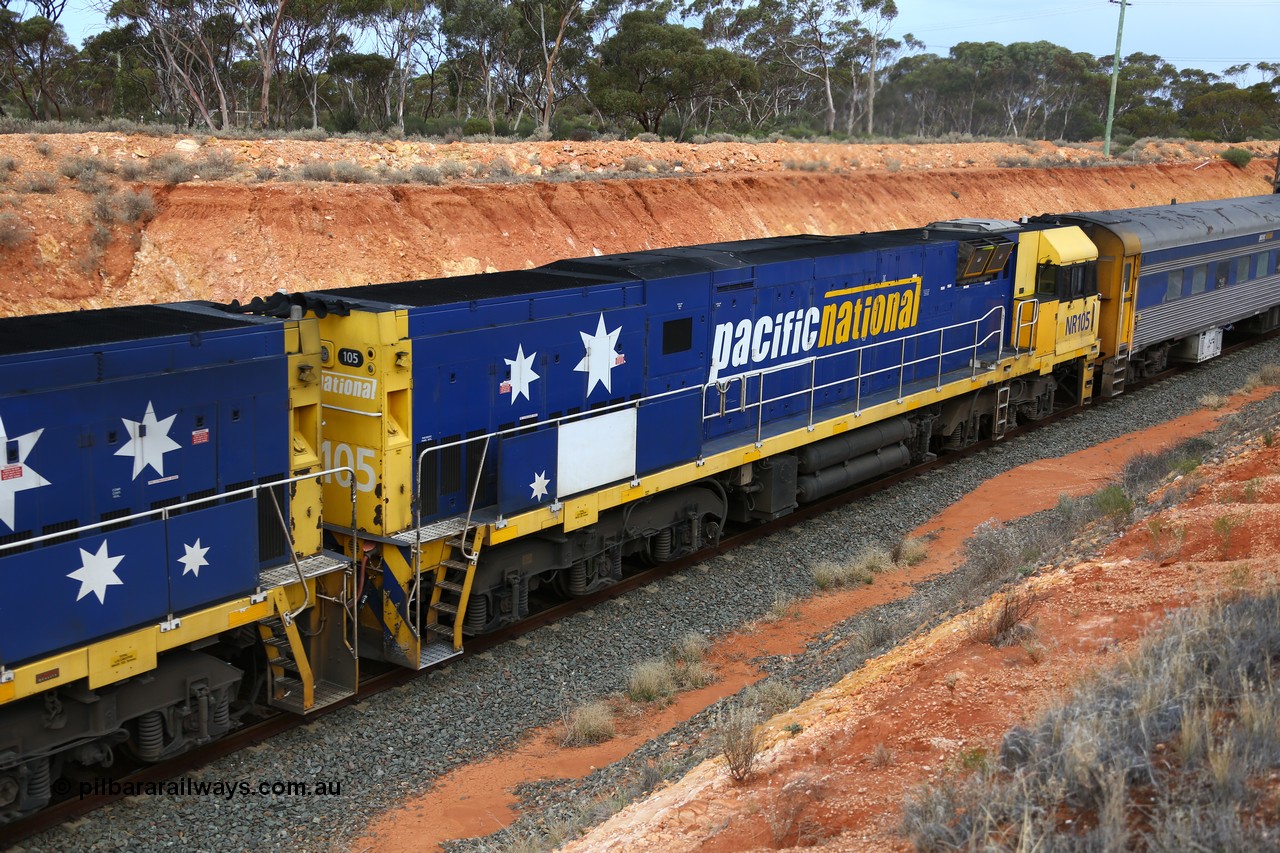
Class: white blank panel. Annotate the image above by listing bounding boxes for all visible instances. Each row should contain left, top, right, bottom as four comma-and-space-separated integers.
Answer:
557, 409, 637, 498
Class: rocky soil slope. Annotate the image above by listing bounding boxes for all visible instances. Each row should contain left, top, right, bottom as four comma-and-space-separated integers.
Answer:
0, 135, 1274, 317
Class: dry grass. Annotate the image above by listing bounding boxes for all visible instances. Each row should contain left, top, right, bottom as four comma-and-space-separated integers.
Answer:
627, 658, 677, 703
1198, 393, 1228, 410
813, 546, 895, 589
561, 700, 615, 747
904, 590, 1280, 850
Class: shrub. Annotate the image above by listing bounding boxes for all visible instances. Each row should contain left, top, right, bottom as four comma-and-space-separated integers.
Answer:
331, 160, 373, 183
33, 140, 52, 157
1221, 147, 1253, 168
973, 591, 1038, 647
196, 149, 236, 179
254, 165, 275, 182
745, 679, 801, 717
438, 159, 466, 179
0, 212, 31, 248
20, 171, 57, 193
962, 519, 1024, 582
562, 700, 615, 746
718, 705, 762, 782
58, 156, 105, 181
1092, 484, 1134, 519
113, 188, 155, 224
149, 153, 195, 183
118, 160, 146, 180
300, 160, 333, 182
380, 168, 409, 184
635, 132, 659, 142
409, 164, 443, 185
1258, 364, 1280, 385
0, 156, 15, 178
568, 127, 595, 142
627, 659, 677, 702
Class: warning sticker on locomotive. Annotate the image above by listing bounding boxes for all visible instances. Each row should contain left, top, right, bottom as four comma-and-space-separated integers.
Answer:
1, 464, 21, 481
321, 370, 378, 401
191, 428, 210, 445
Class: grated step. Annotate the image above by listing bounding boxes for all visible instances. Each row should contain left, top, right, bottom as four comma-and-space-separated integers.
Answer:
442, 558, 471, 572
432, 601, 458, 617
434, 580, 464, 595
419, 640, 462, 669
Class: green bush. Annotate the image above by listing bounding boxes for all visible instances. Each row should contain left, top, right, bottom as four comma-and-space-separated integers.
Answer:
1221, 147, 1253, 168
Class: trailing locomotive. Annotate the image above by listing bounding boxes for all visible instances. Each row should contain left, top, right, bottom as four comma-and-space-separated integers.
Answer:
1, 193, 1278, 822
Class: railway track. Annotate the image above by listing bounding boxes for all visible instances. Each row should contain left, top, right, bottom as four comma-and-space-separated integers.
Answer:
3, 334, 1268, 848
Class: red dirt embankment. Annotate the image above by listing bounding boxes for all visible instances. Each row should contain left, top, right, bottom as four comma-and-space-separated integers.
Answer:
0, 134, 1273, 317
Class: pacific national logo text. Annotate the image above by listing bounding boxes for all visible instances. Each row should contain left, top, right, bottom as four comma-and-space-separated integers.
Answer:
710, 277, 923, 381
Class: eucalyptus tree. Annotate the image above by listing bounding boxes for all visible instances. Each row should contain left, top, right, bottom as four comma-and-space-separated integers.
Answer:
0, 0, 77, 118
276, 0, 351, 127
106, 0, 243, 129
514, 0, 617, 135
588, 8, 755, 136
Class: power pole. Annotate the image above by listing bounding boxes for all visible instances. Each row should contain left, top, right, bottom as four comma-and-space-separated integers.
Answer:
1103, 0, 1129, 157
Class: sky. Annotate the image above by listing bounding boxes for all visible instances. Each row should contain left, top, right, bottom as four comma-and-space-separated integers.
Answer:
43, 0, 1280, 84
885, 0, 1280, 81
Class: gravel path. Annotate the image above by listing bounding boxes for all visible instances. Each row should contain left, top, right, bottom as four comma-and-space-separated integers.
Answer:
19, 337, 1280, 853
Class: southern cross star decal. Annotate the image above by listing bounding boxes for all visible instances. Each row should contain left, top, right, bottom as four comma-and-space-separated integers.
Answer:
502, 344, 540, 404
529, 471, 550, 501
0, 413, 50, 531
67, 540, 125, 604
574, 313, 624, 396
116, 401, 182, 479
178, 539, 210, 577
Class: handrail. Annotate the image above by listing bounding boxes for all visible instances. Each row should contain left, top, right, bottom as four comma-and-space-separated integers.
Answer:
403, 305, 1007, 539
1013, 298, 1039, 355
0, 467, 359, 555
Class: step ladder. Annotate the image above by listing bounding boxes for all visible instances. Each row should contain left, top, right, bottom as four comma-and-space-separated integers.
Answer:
993, 384, 1012, 439
421, 526, 483, 666
1100, 351, 1128, 398
257, 605, 354, 714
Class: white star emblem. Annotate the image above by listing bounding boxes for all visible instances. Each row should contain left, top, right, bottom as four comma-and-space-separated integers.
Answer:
67, 540, 126, 604
502, 344, 540, 404
178, 539, 210, 577
574, 313, 624, 396
0, 413, 50, 531
529, 471, 550, 501
115, 401, 181, 479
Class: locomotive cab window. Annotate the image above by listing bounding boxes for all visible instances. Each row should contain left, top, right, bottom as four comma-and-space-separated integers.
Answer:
1036, 260, 1098, 300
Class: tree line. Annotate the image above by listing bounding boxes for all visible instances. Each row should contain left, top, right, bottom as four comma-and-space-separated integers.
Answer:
1, 0, 1276, 142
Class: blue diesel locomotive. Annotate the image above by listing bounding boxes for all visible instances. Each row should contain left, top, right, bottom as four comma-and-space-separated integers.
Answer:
1, 192, 1277, 821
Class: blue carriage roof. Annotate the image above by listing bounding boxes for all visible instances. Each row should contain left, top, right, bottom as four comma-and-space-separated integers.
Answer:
1041, 194, 1280, 254
0, 302, 273, 358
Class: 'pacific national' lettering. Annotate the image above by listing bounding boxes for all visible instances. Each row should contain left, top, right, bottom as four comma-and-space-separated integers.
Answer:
710, 277, 923, 381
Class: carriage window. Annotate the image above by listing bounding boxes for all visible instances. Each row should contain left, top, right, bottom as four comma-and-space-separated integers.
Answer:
1259, 251, 1275, 277
1215, 261, 1230, 288
1236, 256, 1250, 283
1191, 265, 1207, 294
1165, 270, 1184, 302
